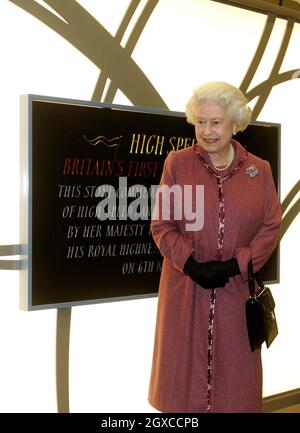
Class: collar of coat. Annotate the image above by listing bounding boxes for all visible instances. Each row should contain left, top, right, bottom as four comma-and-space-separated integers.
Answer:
193, 139, 248, 179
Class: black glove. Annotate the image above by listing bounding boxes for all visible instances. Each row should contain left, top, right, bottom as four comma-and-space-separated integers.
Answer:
212, 257, 240, 279
183, 256, 228, 289
183, 256, 240, 289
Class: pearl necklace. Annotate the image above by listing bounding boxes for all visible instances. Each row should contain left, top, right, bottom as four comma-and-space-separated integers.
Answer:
212, 144, 234, 171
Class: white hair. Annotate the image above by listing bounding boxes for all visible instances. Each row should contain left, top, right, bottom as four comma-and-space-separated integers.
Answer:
185, 81, 252, 132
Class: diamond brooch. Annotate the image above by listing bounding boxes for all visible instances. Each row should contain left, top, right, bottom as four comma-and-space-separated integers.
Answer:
245, 165, 259, 177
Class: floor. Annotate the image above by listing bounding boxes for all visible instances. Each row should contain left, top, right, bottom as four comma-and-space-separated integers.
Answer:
271, 403, 300, 413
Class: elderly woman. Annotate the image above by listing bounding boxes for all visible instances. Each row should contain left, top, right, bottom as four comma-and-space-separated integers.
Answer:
148, 82, 281, 413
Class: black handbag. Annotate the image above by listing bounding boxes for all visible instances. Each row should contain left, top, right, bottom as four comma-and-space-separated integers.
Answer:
245, 260, 278, 352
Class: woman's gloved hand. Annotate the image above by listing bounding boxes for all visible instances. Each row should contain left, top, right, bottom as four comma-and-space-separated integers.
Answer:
213, 257, 240, 279
183, 256, 240, 289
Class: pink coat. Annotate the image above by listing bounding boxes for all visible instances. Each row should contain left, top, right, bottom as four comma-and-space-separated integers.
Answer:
148, 140, 282, 413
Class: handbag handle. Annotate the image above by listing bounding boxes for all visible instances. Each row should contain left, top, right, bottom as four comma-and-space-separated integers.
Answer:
253, 271, 264, 290
247, 260, 256, 298
248, 259, 265, 298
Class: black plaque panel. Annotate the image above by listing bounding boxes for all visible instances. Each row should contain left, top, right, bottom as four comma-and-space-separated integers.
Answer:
21, 96, 280, 309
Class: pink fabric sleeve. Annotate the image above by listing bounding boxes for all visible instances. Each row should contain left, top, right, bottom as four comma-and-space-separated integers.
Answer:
151, 151, 195, 272
235, 161, 282, 281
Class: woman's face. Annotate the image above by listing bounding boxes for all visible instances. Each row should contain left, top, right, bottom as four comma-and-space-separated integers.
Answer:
194, 100, 236, 155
